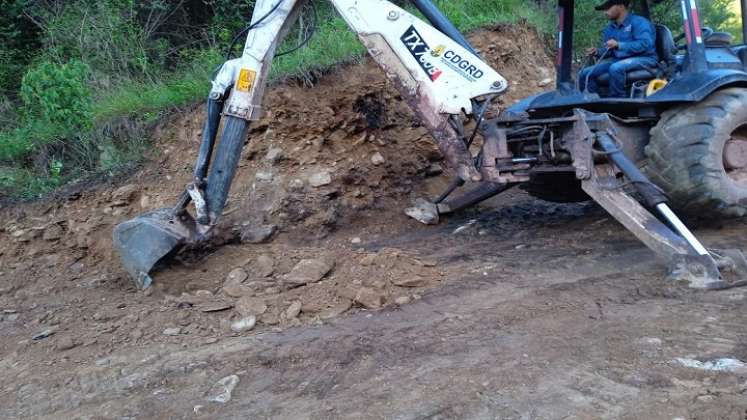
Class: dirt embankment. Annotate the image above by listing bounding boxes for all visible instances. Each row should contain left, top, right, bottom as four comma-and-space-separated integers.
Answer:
0, 24, 553, 348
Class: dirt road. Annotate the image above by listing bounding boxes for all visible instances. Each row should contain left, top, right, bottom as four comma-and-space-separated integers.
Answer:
3, 192, 747, 419
1, 24, 747, 419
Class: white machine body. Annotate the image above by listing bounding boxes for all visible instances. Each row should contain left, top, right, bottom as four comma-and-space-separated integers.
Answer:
211, 0, 508, 120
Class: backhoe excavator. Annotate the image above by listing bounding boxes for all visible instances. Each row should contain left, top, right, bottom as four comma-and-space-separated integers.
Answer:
114, 0, 747, 290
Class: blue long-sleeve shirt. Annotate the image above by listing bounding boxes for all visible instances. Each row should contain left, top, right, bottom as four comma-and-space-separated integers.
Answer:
600, 13, 657, 60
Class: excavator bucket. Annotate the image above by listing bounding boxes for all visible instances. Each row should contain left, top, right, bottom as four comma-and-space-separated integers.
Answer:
113, 208, 197, 289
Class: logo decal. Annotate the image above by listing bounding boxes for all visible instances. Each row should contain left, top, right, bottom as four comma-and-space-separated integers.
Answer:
236, 68, 257, 92
401, 26, 443, 81
400, 25, 486, 83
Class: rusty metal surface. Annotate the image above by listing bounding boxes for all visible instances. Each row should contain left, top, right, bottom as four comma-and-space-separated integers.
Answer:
565, 111, 594, 180
581, 165, 691, 260
358, 34, 481, 182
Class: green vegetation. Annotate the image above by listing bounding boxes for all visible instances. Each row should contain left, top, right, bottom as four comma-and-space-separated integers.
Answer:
0, 0, 742, 198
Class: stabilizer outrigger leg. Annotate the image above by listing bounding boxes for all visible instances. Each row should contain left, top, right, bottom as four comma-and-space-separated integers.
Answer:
584, 130, 747, 289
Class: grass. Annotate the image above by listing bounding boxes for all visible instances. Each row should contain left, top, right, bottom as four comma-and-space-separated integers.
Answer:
0, 0, 553, 199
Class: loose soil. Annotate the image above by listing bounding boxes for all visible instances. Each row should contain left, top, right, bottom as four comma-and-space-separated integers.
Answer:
2, 25, 747, 420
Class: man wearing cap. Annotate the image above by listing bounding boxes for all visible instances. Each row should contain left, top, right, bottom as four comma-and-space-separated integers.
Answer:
578, 0, 658, 97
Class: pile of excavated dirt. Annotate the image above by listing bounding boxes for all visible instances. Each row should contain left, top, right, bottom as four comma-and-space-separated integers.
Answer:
0, 25, 554, 356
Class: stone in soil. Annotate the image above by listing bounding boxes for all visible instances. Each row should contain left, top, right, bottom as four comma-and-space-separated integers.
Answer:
309, 171, 332, 187
394, 296, 411, 305
371, 152, 385, 166
393, 276, 430, 288
285, 258, 335, 285
320, 300, 353, 319
253, 255, 275, 278
112, 184, 138, 204
207, 374, 240, 404
284, 301, 302, 320
223, 268, 254, 298
42, 224, 63, 241
355, 287, 386, 309
55, 336, 77, 351
265, 147, 284, 164
163, 327, 182, 336
425, 163, 443, 177
230, 316, 257, 333
236, 297, 268, 316
405, 198, 439, 225
240, 224, 277, 244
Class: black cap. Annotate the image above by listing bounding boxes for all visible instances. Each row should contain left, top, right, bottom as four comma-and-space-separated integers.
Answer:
595, 0, 630, 10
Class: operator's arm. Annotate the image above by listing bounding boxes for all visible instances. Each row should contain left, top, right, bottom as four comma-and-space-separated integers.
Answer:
617, 18, 655, 55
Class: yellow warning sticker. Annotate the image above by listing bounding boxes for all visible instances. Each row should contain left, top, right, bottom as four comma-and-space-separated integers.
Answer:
236, 69, 257, 92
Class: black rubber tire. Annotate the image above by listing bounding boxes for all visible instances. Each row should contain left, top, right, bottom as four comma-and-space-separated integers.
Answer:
645, 87, 747, 218
205, 116, 250, 222
522, 172, 590, 203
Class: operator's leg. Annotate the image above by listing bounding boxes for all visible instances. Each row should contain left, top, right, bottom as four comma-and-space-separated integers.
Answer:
578, 59, 613, 94
608, 56, 658, 97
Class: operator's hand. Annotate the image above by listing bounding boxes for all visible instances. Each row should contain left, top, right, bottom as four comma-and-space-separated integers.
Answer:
585, 47, 598, 57
606, 39, 619, 50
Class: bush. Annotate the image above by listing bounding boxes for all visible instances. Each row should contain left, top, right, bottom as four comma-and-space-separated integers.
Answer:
20, 59, 93, 132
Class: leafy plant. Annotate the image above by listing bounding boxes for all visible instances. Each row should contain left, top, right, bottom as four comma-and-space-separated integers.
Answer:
20, 59, 93, 132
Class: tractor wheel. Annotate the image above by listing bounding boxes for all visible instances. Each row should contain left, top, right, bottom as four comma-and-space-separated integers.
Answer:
522, 172, 590, 203
645, 87, 747, 218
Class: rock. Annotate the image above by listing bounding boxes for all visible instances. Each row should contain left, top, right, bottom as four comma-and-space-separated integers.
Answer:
288, 178, 305, 191
265, 147, 284, 164
675, 357, 747, 373
236, 297, 267, 316
223, 267, 252, 297
230, 316, 257, 333
255, 171, 274, 182
254, 255, 275, 278
285, 258, 335, 285
284, 301, 302, 320
163, 327, 182, 336
42, 224, 63, 241
393, 276, 430, 288
226, 268, 248, 284
405, 198, 439, 225
538, 78, 553, 87
197, 301, 234, 313
309, 171, 332, 187
355, 287, 386, 309
394, 296, 411, 305
259, 312, 280, 325
32, 329, 56, 340
55, 336, 77, 351
207, 374, 240, 404
371, 152, 385, 166
112, 184, 138, 204
139, 194, 151, 209
360, 254, 376, 267
351, 237, 362, 245
240, 224, 277, 244
425, 163, 443, 177
262, 286, 281, 295
320, 300, 353, 319
223, 284, 252, 298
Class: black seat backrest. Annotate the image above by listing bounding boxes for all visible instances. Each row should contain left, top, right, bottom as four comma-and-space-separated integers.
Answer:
655, 24, 675, 65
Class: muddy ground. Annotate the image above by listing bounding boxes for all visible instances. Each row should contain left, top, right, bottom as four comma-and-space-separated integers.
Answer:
2, 25, 747, 419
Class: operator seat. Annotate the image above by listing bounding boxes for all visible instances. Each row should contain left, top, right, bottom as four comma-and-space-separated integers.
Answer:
596, 24, 676, 86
